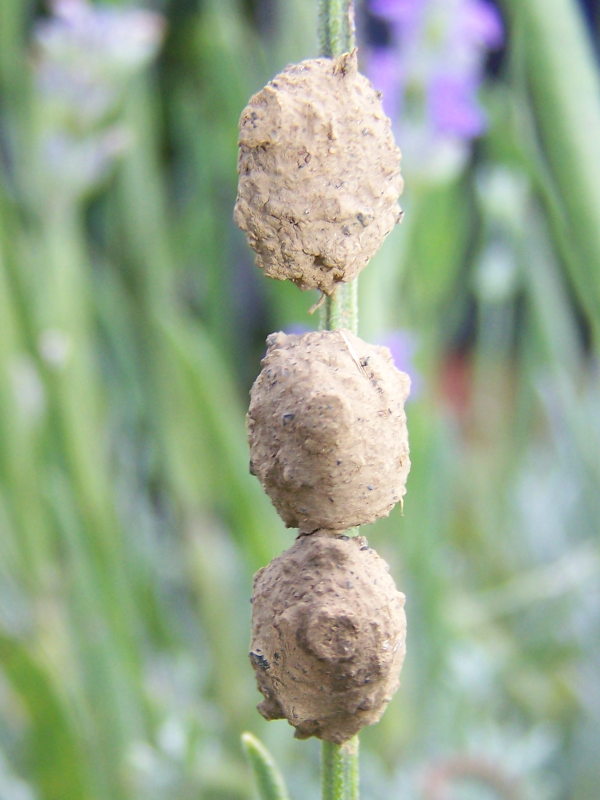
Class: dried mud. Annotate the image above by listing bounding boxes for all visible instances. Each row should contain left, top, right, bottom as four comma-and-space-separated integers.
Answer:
234, 51, 403, 294
247, 329, 411, 531
250, 531, 407, 743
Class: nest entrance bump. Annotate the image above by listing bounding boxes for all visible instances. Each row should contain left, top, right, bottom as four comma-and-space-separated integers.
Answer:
250, 532, 407, 743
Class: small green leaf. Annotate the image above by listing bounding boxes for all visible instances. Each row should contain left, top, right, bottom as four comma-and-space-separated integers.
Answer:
241, 732, 291, 800
0, 633, 89, 800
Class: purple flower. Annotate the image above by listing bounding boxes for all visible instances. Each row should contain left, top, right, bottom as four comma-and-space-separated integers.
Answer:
428, 72, 487, 137
283, 324, 311, 337
379, 330, 420, 398
366, 47, 402, 121
365, 0, 503, 178
370, 0, 425, 27
461, 0, 504, 48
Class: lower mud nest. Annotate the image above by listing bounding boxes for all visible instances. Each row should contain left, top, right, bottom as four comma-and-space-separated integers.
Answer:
250, 531, 407, 743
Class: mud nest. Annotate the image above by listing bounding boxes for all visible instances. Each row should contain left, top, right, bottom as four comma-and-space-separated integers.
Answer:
234, 50, 403, 295
250, 531, 407, 743
247, 329, 410, 531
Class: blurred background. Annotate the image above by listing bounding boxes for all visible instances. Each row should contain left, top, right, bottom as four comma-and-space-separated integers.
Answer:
0, 0, 599, 798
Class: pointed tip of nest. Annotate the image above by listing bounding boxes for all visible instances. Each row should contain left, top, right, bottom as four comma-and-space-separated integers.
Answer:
333, 49, 358, 76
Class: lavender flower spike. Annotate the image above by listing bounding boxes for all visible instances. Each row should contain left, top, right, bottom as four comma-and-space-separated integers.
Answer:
31, 0, 165, 202
366, 0, 503, 179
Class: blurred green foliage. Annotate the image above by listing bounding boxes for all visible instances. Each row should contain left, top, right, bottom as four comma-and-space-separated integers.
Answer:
0, 1, 599, 798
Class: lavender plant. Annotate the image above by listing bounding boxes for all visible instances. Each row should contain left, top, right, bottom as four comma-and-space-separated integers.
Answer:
31, 0, 164, 206
365, 0, 503, 182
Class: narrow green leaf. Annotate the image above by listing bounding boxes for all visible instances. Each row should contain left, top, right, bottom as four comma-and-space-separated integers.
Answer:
241, 732, 290, 800
0, 633, 89, 800
502, 0, 600, 341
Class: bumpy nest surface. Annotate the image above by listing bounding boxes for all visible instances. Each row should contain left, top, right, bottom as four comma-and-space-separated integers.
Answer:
250, 531, 407, 743
247, 329, 410, 531
234, 50, 403, 294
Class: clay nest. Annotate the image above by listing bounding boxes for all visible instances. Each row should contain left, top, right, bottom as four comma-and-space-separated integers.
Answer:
234, 50, 403, 295
250, 531, 407, 743
247, 329, 410, 531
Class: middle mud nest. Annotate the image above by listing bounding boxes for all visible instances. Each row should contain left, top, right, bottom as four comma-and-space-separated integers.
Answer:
234, 51, 403, 295
247, 329, 410, 531
250, 531, 407, 743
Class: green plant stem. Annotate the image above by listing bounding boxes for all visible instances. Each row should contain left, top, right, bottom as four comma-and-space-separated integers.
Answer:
322, 280, 358, 334
318, 4, 360, 799
322, 737, 359, 800
318, 0, 356, 334
318, 0, 354, 58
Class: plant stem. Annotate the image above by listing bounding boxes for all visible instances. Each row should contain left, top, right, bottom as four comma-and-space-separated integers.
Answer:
318, 4, 360, 799
318, 0, 355, 58
322, 737, 360, 800
318, 0, 357, 336
322, 280, 358, 334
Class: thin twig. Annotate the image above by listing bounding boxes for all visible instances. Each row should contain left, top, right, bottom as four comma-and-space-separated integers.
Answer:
318, 3, 361, 799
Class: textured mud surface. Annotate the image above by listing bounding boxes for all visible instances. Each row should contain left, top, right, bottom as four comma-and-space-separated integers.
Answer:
234, 51, 403, 294
250, 531, 407, 743
247, 329, 410, 531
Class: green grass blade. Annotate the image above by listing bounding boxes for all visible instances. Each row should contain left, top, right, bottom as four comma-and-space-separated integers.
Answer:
0, 633, 89, 800
502, 0, 600, 340
156, 315, 281, 571
241, 732, 290, 800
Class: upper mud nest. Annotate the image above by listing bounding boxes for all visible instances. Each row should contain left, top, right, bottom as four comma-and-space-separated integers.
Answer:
234, 51, 403, 295
250, 531, 407, 743
247, 329, 410, 531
